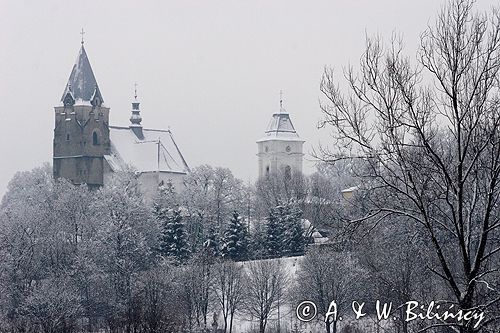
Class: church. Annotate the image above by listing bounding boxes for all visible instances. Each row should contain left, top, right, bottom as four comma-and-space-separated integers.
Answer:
53, 41, 304, 195
52, 42, 190, 196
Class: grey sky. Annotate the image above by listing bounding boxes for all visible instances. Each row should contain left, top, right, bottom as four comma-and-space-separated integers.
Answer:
0, 0, 496, 197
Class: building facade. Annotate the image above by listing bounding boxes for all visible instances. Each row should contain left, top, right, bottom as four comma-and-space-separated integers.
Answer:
53, 43, 189, 196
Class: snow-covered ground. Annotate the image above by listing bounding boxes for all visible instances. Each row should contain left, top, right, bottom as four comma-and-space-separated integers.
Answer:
227, 256, 388, 333
231, 256, 303, 333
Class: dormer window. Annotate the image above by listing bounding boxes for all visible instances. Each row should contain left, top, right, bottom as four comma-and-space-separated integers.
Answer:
92, 131, 99, 145
63, 91, 75, 107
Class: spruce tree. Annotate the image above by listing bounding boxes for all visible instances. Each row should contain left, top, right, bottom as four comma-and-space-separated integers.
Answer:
265, 206, 286, 257
264, 201, 305, 258
249, 225, 267, 260
282, 202, 305, 255
220, 211, 249, 260
203, 225, 220, 258
159, 208, 190, 264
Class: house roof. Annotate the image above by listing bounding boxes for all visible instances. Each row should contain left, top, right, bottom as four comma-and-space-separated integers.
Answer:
105, 126, 189, 174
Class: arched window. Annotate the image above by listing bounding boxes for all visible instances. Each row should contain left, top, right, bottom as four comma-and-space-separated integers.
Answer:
66, 133, 70, 141
92, 131, 99, 145
265, 165, 270, 175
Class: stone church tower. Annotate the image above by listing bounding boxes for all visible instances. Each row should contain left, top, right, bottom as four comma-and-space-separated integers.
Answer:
257, 99, 304, 178
53, 43, 110, 187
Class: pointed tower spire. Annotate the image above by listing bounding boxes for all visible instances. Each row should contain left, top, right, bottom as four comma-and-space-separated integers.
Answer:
130, 83, 144, 139
61, 41, 103, 106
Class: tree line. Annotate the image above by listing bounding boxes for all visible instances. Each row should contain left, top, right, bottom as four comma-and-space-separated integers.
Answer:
0, 163, 328, 333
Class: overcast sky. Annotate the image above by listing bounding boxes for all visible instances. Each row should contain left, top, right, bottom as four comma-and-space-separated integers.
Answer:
0, 0, 497, 197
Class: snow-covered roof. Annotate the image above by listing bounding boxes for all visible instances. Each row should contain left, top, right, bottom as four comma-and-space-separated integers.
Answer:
106, 126, 189, 174
341, 186, 358, 193
61, 45, 104, 106
257, 109, 304, 143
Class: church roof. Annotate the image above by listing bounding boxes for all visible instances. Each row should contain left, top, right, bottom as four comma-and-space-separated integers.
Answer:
105, 126, 189, 174
61, 45, 103, 105
257, 108, 304, 142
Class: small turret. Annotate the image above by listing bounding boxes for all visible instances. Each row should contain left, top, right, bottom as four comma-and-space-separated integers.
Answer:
129, 83, 144, 139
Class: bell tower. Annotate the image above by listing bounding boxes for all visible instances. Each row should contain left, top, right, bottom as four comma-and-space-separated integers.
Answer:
53, 41, 110, 187
257, 94, 304, 179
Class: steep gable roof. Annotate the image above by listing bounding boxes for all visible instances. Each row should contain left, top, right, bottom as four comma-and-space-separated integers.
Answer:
105, 126, 189, 174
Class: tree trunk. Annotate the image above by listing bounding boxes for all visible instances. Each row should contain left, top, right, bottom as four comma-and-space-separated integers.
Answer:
260, 318, 266, 333
229, 312, 234, 333
223, 313, 228, 333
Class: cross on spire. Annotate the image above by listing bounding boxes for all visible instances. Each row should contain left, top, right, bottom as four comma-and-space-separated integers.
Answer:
279, 90, 283, 110
134, 82, 138, 100
80, 28, 85, 45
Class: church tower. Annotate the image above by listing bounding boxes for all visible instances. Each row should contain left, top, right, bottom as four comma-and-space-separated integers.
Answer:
53, 42, 110, 187
257, 96, 304, 179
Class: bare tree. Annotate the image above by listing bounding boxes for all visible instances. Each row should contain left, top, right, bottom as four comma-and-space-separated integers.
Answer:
319, 0, 500, 332
181, 165, 245, 230
213, 260, 246, 333
356, 217, 437, 333
295, 248, 363, 333
181, 254, 215, 331
21, 277, 82, 333
181, 165, 247, 253
244, 259, 288, 333
255, 170, 307, 214
134, 262, 183, 333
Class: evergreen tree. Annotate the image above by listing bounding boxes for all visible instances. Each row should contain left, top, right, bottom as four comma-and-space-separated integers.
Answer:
264, 201, 306, 257
249, 225, 267, 260
282, 201, 305, 255
265, 206, 286, 257
220, 211, 249, 260
159, 208, 190, 264
203, 225, 220, 258
153, 201, 169, 225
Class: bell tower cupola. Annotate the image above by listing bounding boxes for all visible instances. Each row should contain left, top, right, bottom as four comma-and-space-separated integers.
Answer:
256, 92, 304, 179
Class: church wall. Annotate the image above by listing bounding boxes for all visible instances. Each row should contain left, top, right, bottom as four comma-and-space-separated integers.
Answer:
136, 171, 186, 202
53, 158, 77, 183
257, 139, 304, 178
53, 156, 104, 187
85, 157, 104, 186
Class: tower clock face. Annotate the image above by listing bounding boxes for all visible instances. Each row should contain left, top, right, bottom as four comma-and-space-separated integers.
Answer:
286, 145, 291, 152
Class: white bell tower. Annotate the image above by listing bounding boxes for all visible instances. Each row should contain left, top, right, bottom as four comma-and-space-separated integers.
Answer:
257, 93, 304, 179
